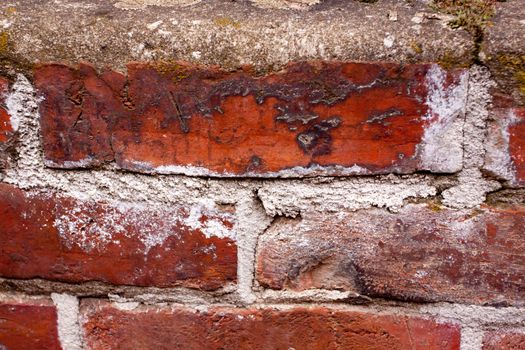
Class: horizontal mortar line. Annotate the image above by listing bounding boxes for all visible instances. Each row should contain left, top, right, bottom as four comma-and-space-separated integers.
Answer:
59, 298, 525, 326
5, 164, 463, 182
0, 278, 236, 299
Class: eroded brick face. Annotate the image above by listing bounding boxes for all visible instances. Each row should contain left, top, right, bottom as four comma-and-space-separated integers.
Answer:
0, 183, 237, 290
81, 301, 460, 350
35, 62, 467, 177
482, 331, 525, 350
485, 108, 525, 186
256, 203, 525, 306
0, 299, 61, 350
0, 78, 13, 169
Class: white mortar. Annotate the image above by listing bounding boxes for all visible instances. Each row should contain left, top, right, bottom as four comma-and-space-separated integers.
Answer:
51, 293, 82, 350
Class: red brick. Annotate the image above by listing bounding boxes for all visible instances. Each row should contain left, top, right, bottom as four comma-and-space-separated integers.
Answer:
0, 183, 237, 290
81, 300, 460, 350
483, 330, 525, 350
0, 298, 61, 350
485, 108, 525, 187
256, 203, 525, 305
0, 78, 13, 169
35, 62, 467, 177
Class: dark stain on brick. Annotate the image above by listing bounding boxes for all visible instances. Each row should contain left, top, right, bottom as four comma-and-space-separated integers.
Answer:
34, 61, 464, 175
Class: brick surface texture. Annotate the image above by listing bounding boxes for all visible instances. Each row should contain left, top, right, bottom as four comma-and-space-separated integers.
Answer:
0, 299, 61, 350
256, 203, 525, 306
81, 301, 461, 350
482, 331, 525, 350
0, 183, 237, 290
35, 62, 466, 176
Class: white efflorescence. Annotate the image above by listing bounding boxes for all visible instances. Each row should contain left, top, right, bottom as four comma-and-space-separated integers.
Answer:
53, 199, 236, 253
484, 109, 519, 183
420, 64, 469, 173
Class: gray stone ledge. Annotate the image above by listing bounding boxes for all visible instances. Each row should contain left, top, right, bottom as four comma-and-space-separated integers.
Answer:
0, 0, 474, 72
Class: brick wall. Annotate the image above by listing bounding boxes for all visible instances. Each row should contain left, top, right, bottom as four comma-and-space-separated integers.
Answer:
1, 1, 524, 349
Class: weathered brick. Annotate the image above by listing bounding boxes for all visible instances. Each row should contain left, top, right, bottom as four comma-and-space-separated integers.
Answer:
484, 108, 525, 187
35, 62, 467, 177
0, 78, 13, 169
0, 183, 237, 290
256, 203, 525, 306
483, 330, 525, 350
81, 301, 460, 350
0, 298, 61, 350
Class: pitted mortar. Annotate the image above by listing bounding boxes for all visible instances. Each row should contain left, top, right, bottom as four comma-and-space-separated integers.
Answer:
257, 175, 437, 217
442, 66, 501, 209
51, 293, 82, 350
257, 289, 366, 304
234, 196, 273, 304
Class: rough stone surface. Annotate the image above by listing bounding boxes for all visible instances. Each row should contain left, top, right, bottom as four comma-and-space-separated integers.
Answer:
481, 0, 525, 106
0, 0, 474, 72
256, 203, 525, 306
484, 108, 525, 187
0, 77, 12, 169
35, 62, 467, 177
482, 330, 525, 350
0, 297, 61, 350
81, 301, 461, 350
0, 183, 237, 290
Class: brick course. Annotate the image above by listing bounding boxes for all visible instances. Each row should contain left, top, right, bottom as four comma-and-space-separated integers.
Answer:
256, 203, 525, 306
0, 183, 237, 290
81, 301, 461, 350
35, 62, 466, 177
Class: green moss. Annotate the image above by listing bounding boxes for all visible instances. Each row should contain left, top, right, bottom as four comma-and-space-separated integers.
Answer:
517, 71, 525, 95
433, 1, 507, 65
152, 60, 190, 82
410, 41, 423, 54
437, 50, 471, 69
433, 0, 497, 35
213, 17, 241, 29
427, 201, 444, 212
0, 32, 10, 54
497, 54, 525, 98
4, 6, 17, 16
0, 31, 34, 78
